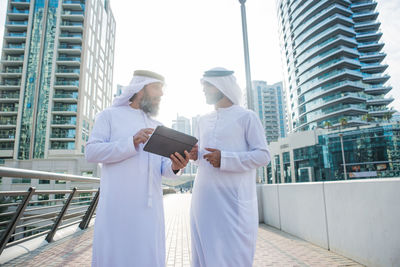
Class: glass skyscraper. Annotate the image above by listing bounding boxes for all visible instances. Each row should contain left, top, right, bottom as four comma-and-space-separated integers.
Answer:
0, 0, 115, 163
277, 0, 394, 132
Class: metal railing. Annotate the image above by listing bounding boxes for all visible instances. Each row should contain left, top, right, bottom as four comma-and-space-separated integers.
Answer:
0, 167, 100, 255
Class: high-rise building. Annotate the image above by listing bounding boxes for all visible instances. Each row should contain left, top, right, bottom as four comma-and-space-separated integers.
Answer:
171, 114, 193, 175
0, 0, 115, 175
253, 80, 288, 143
172, 114, 191, 135
277, 0, 394, 132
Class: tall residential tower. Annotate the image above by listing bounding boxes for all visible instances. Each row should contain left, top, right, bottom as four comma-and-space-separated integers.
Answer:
277, 0, 394, 132
0, 0, 115, 169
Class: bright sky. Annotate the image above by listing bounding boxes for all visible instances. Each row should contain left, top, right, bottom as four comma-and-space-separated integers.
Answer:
0, 0, 399, 128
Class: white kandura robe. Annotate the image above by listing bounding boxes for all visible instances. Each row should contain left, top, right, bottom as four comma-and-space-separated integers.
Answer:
190, 105, 270, 267
85, 105, 179, 267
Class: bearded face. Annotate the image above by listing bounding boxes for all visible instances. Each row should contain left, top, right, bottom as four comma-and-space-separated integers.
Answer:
139, 82, 163, 117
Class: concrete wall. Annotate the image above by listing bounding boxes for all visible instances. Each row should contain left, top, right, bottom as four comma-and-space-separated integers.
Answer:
257, 178, 400, 267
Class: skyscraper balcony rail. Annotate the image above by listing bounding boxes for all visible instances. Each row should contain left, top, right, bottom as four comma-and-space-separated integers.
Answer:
0, 80, 20, 86
297, 35, 357, 63
11, 0, 30, 3
55, 68, 80, 74
58, 44, 82, 50
6, 21, 28, 26
56, 56, 80, 62
60, 21, 83, 27
3, 68, 22, 74
54, 80, 79, 86
63, 0, 84, 4
62, 11, 84, 16
5, 32, 26, 37
298, 46, 359, 75
3, 44, 25, 49
0, 92, 19, 99
9, 8, 29, 14
293, 4, 352, 38
52, 105, 77, 112
295, 14, 354, 46
51, 118, 76, 125
53, 92, 78, 99
59, 33, 82, 38
299, 57, 360, 85
296, 25, 356, 55
300, 69, 362, 94
0, 167, 99, 255
0, 118, 17, 125
299, 92, 365, 113
300, 80, 364, 103
50, 133, 76, 139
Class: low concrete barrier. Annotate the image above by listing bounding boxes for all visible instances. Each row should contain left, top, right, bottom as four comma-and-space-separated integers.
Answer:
256, 178, 400, 267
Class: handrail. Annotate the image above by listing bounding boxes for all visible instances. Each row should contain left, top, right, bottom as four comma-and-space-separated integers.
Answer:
0, 166, 99, 183
0, 167, 100, 255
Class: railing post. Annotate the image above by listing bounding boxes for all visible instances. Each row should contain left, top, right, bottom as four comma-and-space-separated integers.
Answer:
79, 188, 99, 230
46, 187, 77, 243
0, 187, 35, 255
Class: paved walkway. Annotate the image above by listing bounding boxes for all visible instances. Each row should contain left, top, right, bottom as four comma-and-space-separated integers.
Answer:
3, 193, 362, 267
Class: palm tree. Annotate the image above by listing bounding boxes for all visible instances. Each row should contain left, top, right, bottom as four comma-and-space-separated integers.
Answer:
339, 117, 348, 180
324, 121, 332, 130
362, 113, 374, 122
339, 117, 348, 129
383, 111, 393, 122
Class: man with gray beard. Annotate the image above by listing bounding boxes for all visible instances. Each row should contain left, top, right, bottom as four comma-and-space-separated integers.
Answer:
86, 70, 190, 267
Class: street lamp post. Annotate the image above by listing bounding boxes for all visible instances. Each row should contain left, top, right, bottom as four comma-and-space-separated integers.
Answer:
238, 0, 254, 111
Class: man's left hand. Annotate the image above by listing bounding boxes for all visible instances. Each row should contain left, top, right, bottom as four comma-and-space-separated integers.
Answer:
170, 151, 190, 172
203, 148, 221, 168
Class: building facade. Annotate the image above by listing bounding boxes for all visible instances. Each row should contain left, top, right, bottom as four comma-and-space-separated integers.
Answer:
277, 0, 394, 132
0, 0, 115, 178
253, 80, 288, 143
269, 123, 400, 183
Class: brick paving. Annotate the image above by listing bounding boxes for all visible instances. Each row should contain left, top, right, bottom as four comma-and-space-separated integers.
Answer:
4, 193, 363, 267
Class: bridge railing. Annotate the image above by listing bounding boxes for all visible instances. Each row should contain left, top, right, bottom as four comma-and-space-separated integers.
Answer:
0, 167, 100, 255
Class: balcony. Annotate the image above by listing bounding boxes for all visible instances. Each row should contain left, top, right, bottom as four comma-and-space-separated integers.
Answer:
60, 21, 84, 31
0, 68, 23, 78
364, 84, 392, 94
366, 96, 394, 106
7, 8, 29, 19
357, 41, 384, 53
4, 32, 26, 42
0, 80, 21, 89
299, 57, 361, 86
296, 25, 356, 55
10, 0, 30, 8
299, 92, 366, 114
53, 92, 78, 102
295, 14, 354, 48
58, 33, 82, 44
293, 4, 352, 39
56, 56, 81, 66
300, 69, 363, 95
352, 11, 379, 22
5, 20, 28, 31
297, 35, 357, 64
298, 46, 359, 75
301, 80, 365, 103
61, 10, 84, 21
52, 104, 77, 113
0, 92, 19, 101
359, 51, 385, 63
0, 117, 17, 126
51, 118, 77, 127
362, 73, 390, 84
351, 0, 377, 11
360, 62, 388, 73
54, 80, 79, 89
58, 44, 82, 55
356, 30, 382, 42
354, 20, 380, 32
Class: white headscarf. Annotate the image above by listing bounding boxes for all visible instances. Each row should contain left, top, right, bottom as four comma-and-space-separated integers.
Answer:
200, 67, 243, 106
112, 75, 163, 107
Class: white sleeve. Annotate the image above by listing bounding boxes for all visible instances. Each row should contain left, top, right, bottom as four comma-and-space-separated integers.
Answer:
161, 157, 181, 178
192, 119, 200, 166
85, 110, 138, 164
220, 112, 271, 172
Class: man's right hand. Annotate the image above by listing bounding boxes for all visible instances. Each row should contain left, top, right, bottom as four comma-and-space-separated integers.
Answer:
189, 144, 198, 161
133, 128, 154, 149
